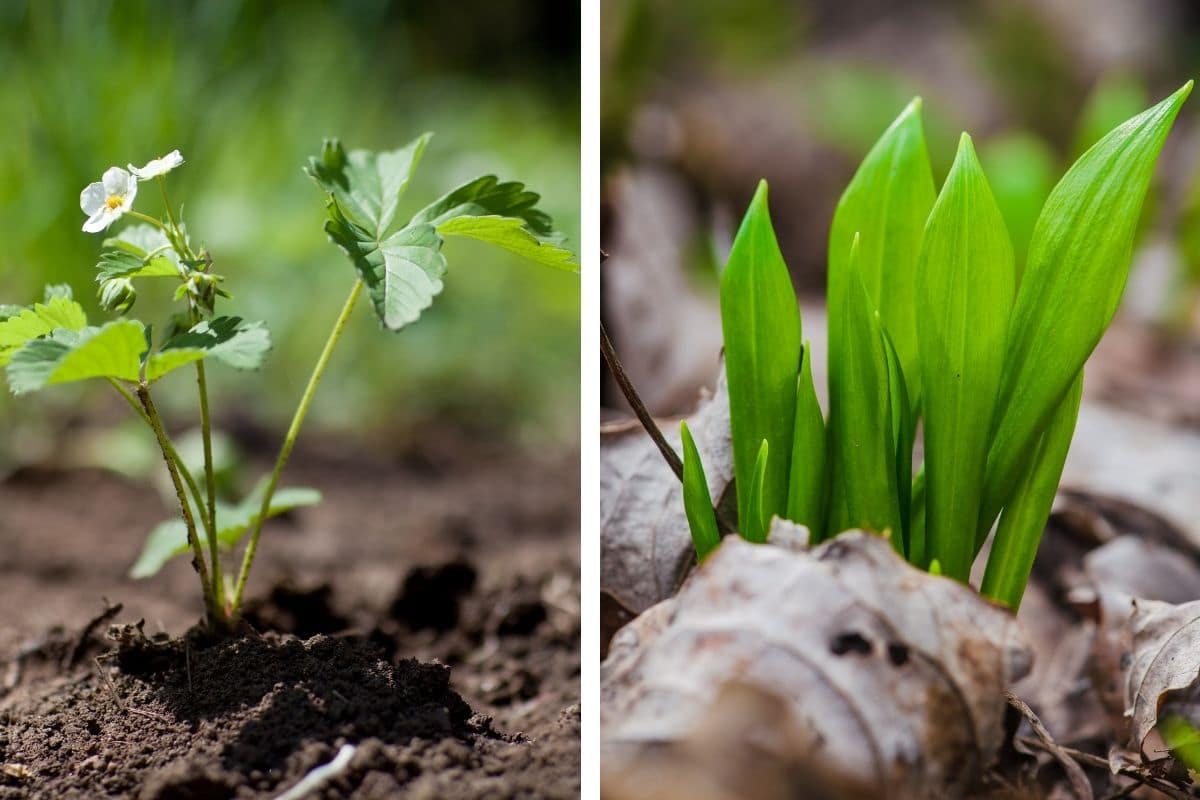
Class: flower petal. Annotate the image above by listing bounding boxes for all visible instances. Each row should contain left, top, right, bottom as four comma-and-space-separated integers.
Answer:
80, 181, 106, 215
102, 166, 133, 195
82, 208, 112, 233
129, 150, 184, 180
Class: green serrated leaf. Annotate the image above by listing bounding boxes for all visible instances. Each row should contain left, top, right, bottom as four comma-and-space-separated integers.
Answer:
43, 284, 73, 302
980, 81, 1192, 540
828, 236, 901, 540
719, 181, 800, 543
785, 343, 826, 535
96, 248, 180, 282
130, 484, 322, 579
680, 421, 721, 562
0, 294, 89, 366
7, 321, 145, 394
828, 98, 936, 409
980, 372, 1083, 609
437, 215, 578, 272
916, 134, 1015, 581
307, 135, 431, 236
150, 316, 271, 380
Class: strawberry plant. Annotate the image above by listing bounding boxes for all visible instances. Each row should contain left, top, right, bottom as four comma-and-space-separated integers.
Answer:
676, 82, 1191, 608
1, 136, 576, 630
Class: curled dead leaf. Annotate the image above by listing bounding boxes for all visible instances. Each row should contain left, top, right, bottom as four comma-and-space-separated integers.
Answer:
600, 368, 733, 618
602, 527, 1030, 798
1125, 598, 1200, 759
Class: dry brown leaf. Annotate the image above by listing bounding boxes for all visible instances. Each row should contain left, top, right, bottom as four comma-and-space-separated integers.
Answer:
599, 368, 733, 617
1125, 598, 1200, 759
602, 527, 1030, 798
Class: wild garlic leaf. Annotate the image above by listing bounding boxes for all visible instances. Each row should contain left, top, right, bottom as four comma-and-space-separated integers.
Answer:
307, 135, 431, 235
980, 372, 1083, 609
149, 316, 271, 380
745, 439, 771, 543
981, 81, 1192, 533
130, 485, 322, 579
829, 237, 901, 541
828, 98, 936, 408
0, 294, 88, 366
680, 421, 721, 561
916, 134, 1014, 581
719, 181, 800, 541
7, 321, 145, 394
882, 327, 913, 557
786, 343, 827, 536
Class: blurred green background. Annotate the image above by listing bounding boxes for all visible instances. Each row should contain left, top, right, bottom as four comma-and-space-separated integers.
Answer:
0, 0, 580, 467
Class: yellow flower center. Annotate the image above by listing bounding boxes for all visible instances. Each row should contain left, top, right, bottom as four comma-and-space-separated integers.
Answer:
105, 194, 123, 210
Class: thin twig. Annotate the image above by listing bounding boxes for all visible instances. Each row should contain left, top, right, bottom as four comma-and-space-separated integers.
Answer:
66, 601, 122, 670
1006, 692, 1093, 800
1014, 736, 1190, 799
600, 320, 683, 481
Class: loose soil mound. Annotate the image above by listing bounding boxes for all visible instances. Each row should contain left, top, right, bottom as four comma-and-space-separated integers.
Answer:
0, 432, 580, 798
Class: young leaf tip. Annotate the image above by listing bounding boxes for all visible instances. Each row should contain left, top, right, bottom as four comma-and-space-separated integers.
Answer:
751, 179, 770, 209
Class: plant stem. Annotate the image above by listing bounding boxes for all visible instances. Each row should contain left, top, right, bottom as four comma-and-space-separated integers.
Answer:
137, 382, 217, 625
600, 320, 683, 481
108, 378, 211, 541
195, 360, 223, 609
126, 210, 169, 234
229, 278, 364, 617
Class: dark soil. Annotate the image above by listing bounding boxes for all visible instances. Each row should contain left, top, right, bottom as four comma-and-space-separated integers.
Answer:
0, 430, 580, 798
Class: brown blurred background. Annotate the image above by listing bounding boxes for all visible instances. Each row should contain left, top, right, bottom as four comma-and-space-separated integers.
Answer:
600, 0, 1200, 424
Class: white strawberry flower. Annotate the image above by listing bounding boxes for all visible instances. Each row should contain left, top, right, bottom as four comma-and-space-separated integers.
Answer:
80, 167, 138, 233
129, 150, 184, 180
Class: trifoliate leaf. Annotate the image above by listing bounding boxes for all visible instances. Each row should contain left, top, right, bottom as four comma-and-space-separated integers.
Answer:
96, 248, 180, 282
324, 209, 448, 330
436, 215, 577, 272
7, 321, 145, 394
149, 316, 271, 380
0, 294, 89, 365
307, 135, 431, 236
312, 140, 577, 330
129, 485, 322, 579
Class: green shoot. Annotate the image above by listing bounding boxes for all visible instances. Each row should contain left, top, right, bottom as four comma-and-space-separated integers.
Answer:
680, 421, 721, 561
693, 81, 1191, 609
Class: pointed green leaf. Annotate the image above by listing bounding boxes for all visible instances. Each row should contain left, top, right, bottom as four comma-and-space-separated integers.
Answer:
680, 421, 721, 561
785, 343, 826, 535
719, 181, 800, 540
881, 326, 913, 557
980, 372, 1083, 609
436, 215, 577, 272
745, 439, 771, 543
7, 321, 145, 394
130, 485, 322, 579
981, 82, 1192, 536
0, 294, 89, 366
149, 316, 271, 380
307, 135, 431, 236
909, 467, 927, 568
828, 98, 936, 407
829, 237, 900, 540
98, 224, 181, 281
916, 134, 1015, 581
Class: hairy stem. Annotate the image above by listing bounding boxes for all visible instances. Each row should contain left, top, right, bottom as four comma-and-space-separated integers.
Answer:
195, 361, 223, 609
229, 278, 364, 617
108, 378, 212, 542
137, 383, 217, 625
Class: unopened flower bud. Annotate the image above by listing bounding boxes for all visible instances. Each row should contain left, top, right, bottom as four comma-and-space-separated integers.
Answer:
99, 277, 136, 314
